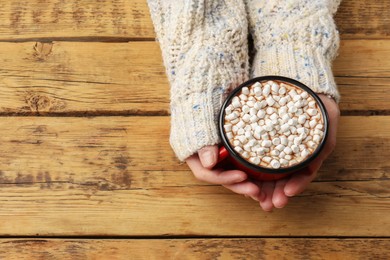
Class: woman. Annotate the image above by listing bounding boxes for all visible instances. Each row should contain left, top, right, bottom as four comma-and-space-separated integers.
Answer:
147, 0, 341, 211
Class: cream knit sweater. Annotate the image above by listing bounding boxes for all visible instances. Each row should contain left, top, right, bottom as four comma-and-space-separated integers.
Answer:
147, 0, 342, 161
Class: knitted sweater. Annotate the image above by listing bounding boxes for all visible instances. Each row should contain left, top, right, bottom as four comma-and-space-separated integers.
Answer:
147, 0, 342, 161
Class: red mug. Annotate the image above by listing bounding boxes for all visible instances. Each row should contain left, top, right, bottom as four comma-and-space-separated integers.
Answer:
214, 76, 329, 181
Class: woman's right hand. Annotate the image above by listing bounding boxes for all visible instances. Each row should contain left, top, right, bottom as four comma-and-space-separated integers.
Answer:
185, 146, 262, 201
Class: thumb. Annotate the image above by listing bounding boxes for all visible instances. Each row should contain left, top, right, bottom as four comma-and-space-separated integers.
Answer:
198, 145, 219, 169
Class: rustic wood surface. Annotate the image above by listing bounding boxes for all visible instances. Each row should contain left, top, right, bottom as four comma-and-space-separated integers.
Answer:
0, 239, 389, 260
0, 0, 389, 259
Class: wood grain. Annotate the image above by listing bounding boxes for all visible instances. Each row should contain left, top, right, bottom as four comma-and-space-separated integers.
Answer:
0, 40, 389, 115
0, 239, 389, 260
0, 116, 389, 236
335, 0, 390, 39
0, 0, 388, 40
0, 116, 388, 179
0, 0, 154, 40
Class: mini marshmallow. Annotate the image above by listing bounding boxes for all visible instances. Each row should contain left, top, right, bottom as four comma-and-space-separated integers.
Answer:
309, 119, 317, 128
231, 118, 239, 124
234, 146, 243, 153
288, 106, 298, 113
249, 157, 261, 165
254, 101, 262, 110
242, 114, 251, 122
261, 133, 269, 140
301, 149, 310, 158
250, 115, 258, 123
281, 114, 290, 123
285, 154, 292, 160
245, 131, 254, 140
236, 120, 245, 129
243, 143, 252, 152
272, 137, 281, 145
247, 100, 255, 107
263, 156, 272, 163
280, 158, 289, 166
271, 159, 281, 169
280, 136, 288, 146
279, 86, 286, 95
301, 91, 309, 99
270, 113, 278, 121
233, 140, 240, 147
254, 86, 262, 97
308, 101, 316, 107
307, 108, 318, 116
280, 123, 290, 133
284, 146, 293, 155
288, 118, 298, 126
276, 144, 285, 151
242, 87, 250, 95
266, 107, 275, 115
242, 151, 250, 159
237, 128, 245, 135
271, 150, 280, 156
262, 140, 272, 148
232, 97, 241, 108
257, 109, 266, 119
294, 137, 302, 145
298, 115, 307, 124
279, 97, 288, 106
307, 141, 316, 149
249, 108, 257, 116
313, 134, 321, 143
242, 105, 250, 114
226, 111, 239, 121
239, 94, 248, 101
224, 124, 232, 132
271, 83, 279, 93
289, 89, 298, 98
266, 96, 276, 106
263, 84, 271, 96
316, 124, 323, 130
291, 145, 300, 154
278, 106, 288, 116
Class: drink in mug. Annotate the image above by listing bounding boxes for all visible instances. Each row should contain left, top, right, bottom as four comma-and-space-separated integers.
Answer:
216, 76, 329, 181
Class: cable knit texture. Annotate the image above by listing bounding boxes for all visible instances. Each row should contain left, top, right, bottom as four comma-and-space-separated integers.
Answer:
147, 0, 341, 161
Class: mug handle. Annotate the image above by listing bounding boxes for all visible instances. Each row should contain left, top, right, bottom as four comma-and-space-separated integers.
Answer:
216, 146, 230, 165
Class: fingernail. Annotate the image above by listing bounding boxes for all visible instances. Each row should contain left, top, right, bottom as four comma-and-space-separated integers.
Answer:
284, 189, 295, 197
201, 150, 214, 167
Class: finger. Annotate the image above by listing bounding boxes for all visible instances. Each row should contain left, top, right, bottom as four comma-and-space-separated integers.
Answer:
186, 155, 247, 185
198, 145, 219, 169
223, 181, 260, 200
272, 178, 289, 209
259, 181, 275, 212
284, 167, 318, 197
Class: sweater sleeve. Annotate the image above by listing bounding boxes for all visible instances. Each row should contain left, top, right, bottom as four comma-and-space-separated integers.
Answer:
245, 0, 342, 102
147, 0, 249, 161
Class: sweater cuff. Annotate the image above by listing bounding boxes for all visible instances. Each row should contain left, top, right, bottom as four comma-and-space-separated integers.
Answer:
251, 42, 340, 103
170, 91, 222, 161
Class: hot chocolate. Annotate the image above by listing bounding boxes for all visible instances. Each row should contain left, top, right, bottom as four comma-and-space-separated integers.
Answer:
223, 80, 325, 169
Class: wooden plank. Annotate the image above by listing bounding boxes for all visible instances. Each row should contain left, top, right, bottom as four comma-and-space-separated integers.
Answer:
0, 0, 388, 40
335, 0, 390, 39
337, 77, 390, 113
0, 116, 389, 236
0, 239, 389, 259
0, 116, 388, 178
0, 0, 154, 40
334, 40, 390, 77
0, 40, 389, 115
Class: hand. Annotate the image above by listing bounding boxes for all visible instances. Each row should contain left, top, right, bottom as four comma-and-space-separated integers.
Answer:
186, 94, 340, 211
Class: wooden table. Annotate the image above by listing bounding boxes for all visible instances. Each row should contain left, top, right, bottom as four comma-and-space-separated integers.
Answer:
0, 0, 389, 259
